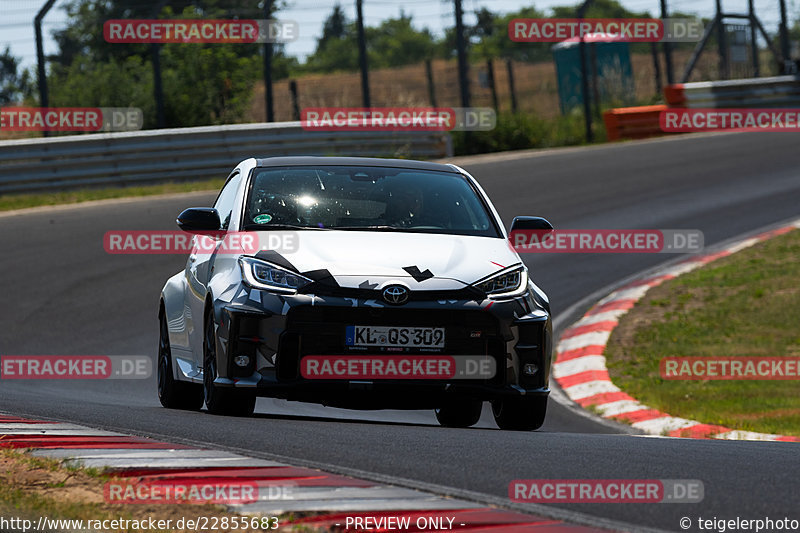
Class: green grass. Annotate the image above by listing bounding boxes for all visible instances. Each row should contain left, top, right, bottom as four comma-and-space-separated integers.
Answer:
0, 448, 136, 530
604, 228, 800, 436
451, 111, 604, 156
0, 179, 225, 212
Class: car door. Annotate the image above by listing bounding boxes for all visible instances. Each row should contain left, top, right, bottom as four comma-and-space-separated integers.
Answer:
185, 169, 242, 369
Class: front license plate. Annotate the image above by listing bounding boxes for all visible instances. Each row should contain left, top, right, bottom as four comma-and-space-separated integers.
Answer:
345, 326, 445, 348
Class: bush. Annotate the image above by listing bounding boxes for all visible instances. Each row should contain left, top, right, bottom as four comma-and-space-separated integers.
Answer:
451, 111, 604, 155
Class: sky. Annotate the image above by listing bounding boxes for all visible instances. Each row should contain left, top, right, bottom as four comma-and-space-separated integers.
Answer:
1, 0, 794, 69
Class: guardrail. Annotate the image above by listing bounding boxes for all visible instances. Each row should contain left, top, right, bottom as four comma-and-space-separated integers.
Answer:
603, 75, 800, 140
602, 105, 668, 141
663, 75, 800, 108
0, 122, 452, 194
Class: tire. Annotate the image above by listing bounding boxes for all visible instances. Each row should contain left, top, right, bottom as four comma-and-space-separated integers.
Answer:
203, 310, 256, 417
157, 309, 204, 410
491, 395, 547, 431
435, 399, 483, 428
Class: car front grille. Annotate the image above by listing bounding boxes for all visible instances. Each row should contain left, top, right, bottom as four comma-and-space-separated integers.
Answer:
275, 306, 504, 382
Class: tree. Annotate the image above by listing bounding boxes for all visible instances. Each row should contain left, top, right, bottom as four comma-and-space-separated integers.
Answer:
304, 9, 437, 73
550, 0, 650, 19
45, 0, 277, 127
472, 7, 496, 41
465, 7, 550, 62
369, 14, 437, 68
0, 47, 33, 105
49, 0, 275, 67
319, 4, 348, 50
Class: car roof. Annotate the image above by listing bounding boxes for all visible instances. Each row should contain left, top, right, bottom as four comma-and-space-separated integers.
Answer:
254, 156, 459, 173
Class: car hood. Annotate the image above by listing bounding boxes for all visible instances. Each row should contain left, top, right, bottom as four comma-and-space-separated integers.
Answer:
251, 230, 520, 290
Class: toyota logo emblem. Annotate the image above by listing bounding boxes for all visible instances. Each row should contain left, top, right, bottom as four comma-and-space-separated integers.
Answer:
382, 285, 409, 305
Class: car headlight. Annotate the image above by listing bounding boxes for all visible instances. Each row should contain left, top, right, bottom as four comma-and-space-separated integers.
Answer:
474, 267, 528, 298
239, 257, 311, 294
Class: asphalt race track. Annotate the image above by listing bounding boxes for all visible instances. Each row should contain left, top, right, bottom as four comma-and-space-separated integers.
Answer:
2, 131, 800, 531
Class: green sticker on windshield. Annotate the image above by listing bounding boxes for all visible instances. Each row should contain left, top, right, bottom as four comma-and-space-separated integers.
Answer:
254, 214, 273, 224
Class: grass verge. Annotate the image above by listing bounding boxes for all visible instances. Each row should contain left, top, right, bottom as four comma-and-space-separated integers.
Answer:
605, 228, 800, 436
0, 179, 224, 213
0, 447, 299, 532
451, 111, 605, 156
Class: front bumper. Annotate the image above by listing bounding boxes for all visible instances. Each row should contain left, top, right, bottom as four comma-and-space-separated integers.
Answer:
211, 287, 551, 407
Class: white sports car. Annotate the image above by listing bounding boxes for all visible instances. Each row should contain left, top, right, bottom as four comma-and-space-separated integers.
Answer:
158, 156, 553, 430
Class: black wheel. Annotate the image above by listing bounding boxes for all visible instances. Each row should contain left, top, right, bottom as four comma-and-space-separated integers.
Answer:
157, 309, 203, 410
491, 395, 547, 431
203, 310, 256, 417
434, 399, 483, 428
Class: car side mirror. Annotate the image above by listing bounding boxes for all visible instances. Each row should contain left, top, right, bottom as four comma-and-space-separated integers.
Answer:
509, 216, 554, 244
177, 208, 221, 233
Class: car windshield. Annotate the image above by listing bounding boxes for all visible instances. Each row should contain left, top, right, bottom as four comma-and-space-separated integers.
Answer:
242, 165, 499, 237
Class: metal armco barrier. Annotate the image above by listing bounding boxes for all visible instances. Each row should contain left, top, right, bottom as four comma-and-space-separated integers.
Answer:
604, 75, 800, 140
0, 122, 452, 194
663, 75, 800, 108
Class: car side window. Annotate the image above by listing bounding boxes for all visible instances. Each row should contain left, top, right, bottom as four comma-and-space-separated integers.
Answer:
213, 172, 241, 230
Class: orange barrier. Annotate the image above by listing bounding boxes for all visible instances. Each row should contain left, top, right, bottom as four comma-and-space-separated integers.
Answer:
605, 76, 800, 141
663, 84, 686, 106
602, 105, 668, 141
